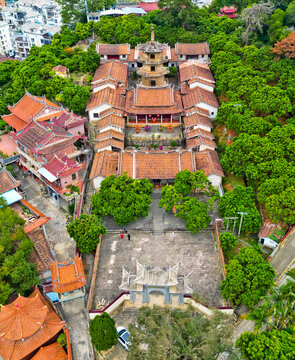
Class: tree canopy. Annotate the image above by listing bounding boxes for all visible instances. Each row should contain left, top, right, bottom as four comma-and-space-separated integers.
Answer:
221, 247, 275, 307
0, 202, 39, 304
89, 313, 118, 352
127, 306, 240, 360
91, 174, 153, 226
66, 214, 107, 253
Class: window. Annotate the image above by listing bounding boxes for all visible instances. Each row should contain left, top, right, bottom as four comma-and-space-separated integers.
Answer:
151, 66, 155, 71
151, 80, 156, 86
72, 173, 77, 180
131, 63, 135, 67
93, 113, 99, 118
202, 55, 204, 58
150, 54, 155, 59
211, 112, 214, 115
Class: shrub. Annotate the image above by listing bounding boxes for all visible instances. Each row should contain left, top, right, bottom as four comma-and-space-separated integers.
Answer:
89, 313, 118, 352
219, 232, 238, 254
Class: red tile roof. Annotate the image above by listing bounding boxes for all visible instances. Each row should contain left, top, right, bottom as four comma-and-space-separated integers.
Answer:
183, 112, 212, 128
195, 149, 224, 177
182, 87, 219, 109
51, 256, 86, 293
92, 61, 128, 85
96, 43, 130, 56
96, 129, 125, 142
175, 42, 210, 56
24, 216, 51, 234
31, 342, 67, 360
186, 127, 214, 140
125, 88, 183, 115
95, 113, 125, 130
95, 137, 124, 150
43, 156, 81, 178
52, 65, 67, 74
121, 150, 195, 179
90, 150, 119, 179
0, 288, 64, 360
187, 136, 216, 150
179, 60, 215, 85
28, 228, 54, 274
138, 2, 159, 11
258, 222, 283, 239
0, 170, 21, 194
86, 87, 125, 111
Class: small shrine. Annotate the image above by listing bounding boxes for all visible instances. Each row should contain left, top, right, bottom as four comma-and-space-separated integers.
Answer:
218, 5, 237, 19
119, 261, 193, 306
51, 256, 86, 302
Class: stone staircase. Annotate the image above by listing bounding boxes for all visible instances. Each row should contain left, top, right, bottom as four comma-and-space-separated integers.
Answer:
121, 307, 139, 318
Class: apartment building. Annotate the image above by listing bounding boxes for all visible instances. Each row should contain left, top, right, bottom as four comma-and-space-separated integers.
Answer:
0, 20, 12, 55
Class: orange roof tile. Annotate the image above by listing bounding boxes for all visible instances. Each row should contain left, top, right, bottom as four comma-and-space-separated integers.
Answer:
90, 150, 119, 179
170, 48, 179, 62
92, 61, 128, 85
31, 342, 67, 360
186, 127, 214, 140
187, 136, 216, 150
1, 113, 27, 132
182, 87, 219, 109
86, 87, 125, 111
97, 43, 130, 56
121, 150, 195, 179
95, 113, 125, 130
52, 65, 67, 74
183, 113, 212, 128
125, 88, 183, 115
0, 170, 21, 194
24, 216, 51, 234
51, 256, 86, 293
96, 129, 125, 142
95, 137, 124, 150
179, 60, 215, 84
175, 42, 210, 56
0, 288, 65, 360
195, 149, 224, 177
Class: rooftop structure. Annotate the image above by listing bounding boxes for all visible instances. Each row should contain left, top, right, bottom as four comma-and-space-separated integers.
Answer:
51, 256, 86, 302
0, 288, 65, 360
218, 5, 238, 18
31, 343, 67, 360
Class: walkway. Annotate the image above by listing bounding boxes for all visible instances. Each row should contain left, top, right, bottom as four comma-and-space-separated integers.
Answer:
232, 228, 295, 342
19, 173, 94, 360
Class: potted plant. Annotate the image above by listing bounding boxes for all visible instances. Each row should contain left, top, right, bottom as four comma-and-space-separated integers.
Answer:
145, 126, 150, 132
159, 145, 163, 150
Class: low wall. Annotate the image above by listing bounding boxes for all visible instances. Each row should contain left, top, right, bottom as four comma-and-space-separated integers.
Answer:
87, 235, 102, 311
214, 220, 226, 278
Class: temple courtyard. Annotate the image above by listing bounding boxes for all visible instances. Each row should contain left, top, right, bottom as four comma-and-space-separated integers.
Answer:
92, 230, 225, 310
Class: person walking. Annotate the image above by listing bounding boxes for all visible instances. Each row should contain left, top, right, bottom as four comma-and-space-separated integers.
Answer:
120, 231, 124, 240
127, 232, 131, 241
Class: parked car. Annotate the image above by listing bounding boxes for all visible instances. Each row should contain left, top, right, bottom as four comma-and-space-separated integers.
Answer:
117, 326, 131, 351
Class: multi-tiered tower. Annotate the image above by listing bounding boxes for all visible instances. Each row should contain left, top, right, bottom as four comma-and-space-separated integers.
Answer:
137, 27, 169, 88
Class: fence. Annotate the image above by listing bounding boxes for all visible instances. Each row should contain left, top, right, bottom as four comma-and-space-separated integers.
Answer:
214, 219, 226, 279
87, 235, 102, 311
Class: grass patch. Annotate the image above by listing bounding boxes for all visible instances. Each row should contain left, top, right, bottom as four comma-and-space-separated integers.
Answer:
223, 174, 245, 192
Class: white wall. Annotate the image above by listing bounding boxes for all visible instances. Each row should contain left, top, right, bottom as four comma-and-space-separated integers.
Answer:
198, 102, 218, 119
0, 22, 13, 54
93, 83, 115, 93
190, 80, 214, 92
88, 104, 112, 122
208, 174, 222, 189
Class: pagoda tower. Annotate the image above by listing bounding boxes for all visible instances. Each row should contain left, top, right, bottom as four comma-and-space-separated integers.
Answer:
137, 26, 169, 88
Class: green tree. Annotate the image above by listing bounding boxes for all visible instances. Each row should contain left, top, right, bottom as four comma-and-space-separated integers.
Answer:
127, 306, 240, 360
176, 197, 211, 233
219, 186, 261, 235
221, 247, 275, 307
89, 313, 118, 352
91, 174, 153, 226
236, 330, 295, 360
67, 214, 107, 253
219, 232, 238, 254
159, 185, 183, 211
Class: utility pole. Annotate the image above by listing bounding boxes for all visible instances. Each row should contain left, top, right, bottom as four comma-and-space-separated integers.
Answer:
225, 217, 238, 234
85, 0, 88, 19
238, 212, 247, 237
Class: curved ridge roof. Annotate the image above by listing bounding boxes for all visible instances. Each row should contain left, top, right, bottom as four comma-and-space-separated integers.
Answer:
0, 293, 48, 341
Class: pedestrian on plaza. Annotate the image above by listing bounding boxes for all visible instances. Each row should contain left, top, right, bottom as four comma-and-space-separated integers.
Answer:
120, 231, 124, 240
127, 233, 131, 241
124, 228, 127, 234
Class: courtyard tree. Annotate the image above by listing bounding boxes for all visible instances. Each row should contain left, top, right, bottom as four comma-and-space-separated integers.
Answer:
219, 232, 238, 254
159, 185, 183, 211
66, 214, 107, 253
89, 313, 118, 352
221, 247, 275, 307
91, 174, 153, 226
272, 32, 295, 58
127, 306, 240, 360
236, 330, 295, 360
218, 186, 261, 234
176, 197, 211, 233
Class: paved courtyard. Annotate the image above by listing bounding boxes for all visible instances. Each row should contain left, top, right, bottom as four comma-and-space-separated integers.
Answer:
0, 134, 17, 156
93, 231, 225, 309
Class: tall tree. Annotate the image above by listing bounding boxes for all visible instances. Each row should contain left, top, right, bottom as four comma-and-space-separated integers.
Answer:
89, 313, 118, 352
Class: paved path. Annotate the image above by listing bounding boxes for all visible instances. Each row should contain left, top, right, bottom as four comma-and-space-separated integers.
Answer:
19, 174, 94, 360
232, 229, 295, 342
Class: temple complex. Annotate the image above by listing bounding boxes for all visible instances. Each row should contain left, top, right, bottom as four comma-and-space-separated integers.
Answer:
89, 30, 224, 191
